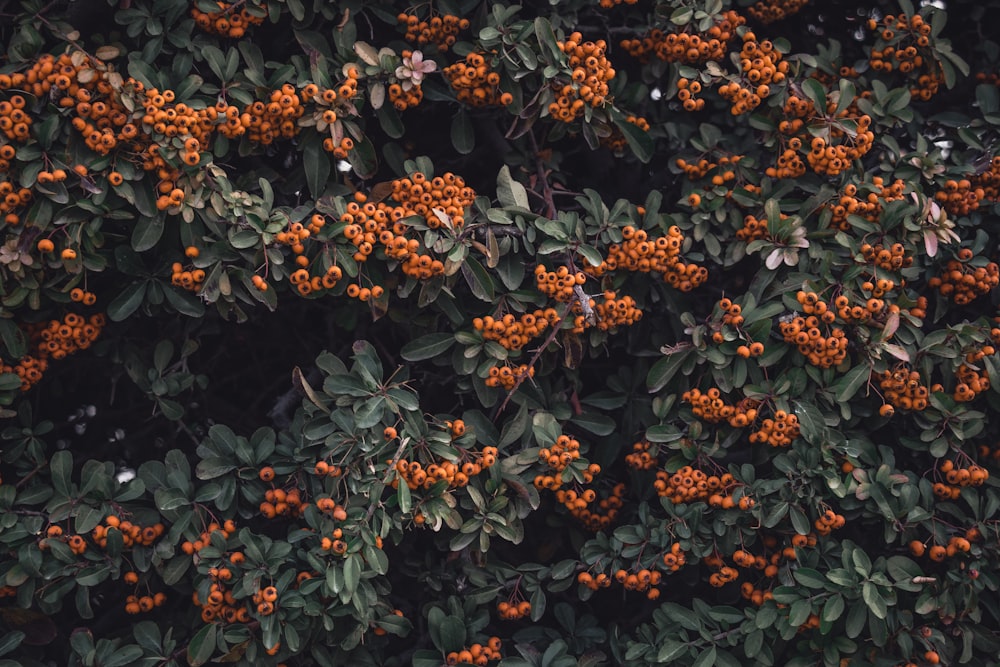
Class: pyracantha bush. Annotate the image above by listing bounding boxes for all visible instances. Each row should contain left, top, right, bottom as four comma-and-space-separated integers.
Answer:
1, 0, 1000, 666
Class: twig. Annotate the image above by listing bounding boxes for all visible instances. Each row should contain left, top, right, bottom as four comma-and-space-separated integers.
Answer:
365, 436, 410, 521
528, 131, 557, 219
491, 293, 584, 420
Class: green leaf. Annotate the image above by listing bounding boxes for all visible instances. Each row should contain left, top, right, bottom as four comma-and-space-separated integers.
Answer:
801, 78, 827, 113
107, 281, 148, 322
862, 582, 887, 619
397, 476, 411, 514
793, 568, 827, 589
437, 615, 467, 653
835, 364, 870, 403
461, 257, 495, 302
400, 333, 456, 361
845, 600, 866, 638
131, 215, 165, 252
0, 373, 22, 391
303, 139, 331, 200
647, 348, 694, 392
103, 645, 143, 667
823, 594, 845, 623
497, 165, 530, 209
656, 640, 687, 662
614, 113, 653, 163
0, 632, 24, 658
186, 623, 216, 666
692, 646, 717, 667
50, 450, 72, 497
163, 285, 206, 317
344, 553, 361, 595
568, 411, 614, 436
0, 318, 27, 359
451, 110, 474, 154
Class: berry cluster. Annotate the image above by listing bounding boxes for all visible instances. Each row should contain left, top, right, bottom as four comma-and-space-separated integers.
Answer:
624, 441, 658, 470
124, 590, 167, 615
878, 366, 931, 413
676, 77, 706, 112
313, 459, 344, 477
193, 574, 249, 625
443, 53, 513, 108
473, 308, 560, 351
973, 156, 1000, 202
612, 566, 664, 599
191, 1, 264, 38
779, 315, 849, 368
747, 0, 809, 23
243, 84, 306, 145
535, 264, 586, 302
830, 178, 907, 231
566, 482, 624, 531
909, 535, 973, 562
259, 484, 307, 519
180, 520, 238, 556
536, 435, 585, 477
732, 536, 818, 605
37, 528, 87, 555
576, 570, 613, 590
868, 13, 940, 99
485, 363, 535, 390
600, 115, 650, 152
496, 599, 531, 620
708, 562, 741, 588
747, 410, 800, 447
931, 459, 990, 500
2, 313, 105, 392
0, 179, 31, 226
619, 11, 744, 64
860, 240, 911, 271
251, 585, 280, 617
653, 466, 746, 507
445, 638, 503, 666
661, 541, 688, 572
390, 171, 476, 229
585, 225, 707, 292
718, 33, 788, 115
171, 260, 206, 293
676, 154, 743, 181
954, 351, 993, 402
682, 387, 761, 427
812, 508, 846, 536
594, 291, 642, 330
549, 33, 614, 123
735, 213, 770, 241
934, 179, 985, 217
767, 138, 806, 179
0, 94, 30, 142
91, 514, 165, 550
927, 251, 1000, 304
805, 121, 875, 177
393, 446, 499, 491
389, 53, 426, 112
397, 12, 469, 52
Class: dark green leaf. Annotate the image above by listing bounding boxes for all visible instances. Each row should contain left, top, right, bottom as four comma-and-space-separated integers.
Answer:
400, 333, 456, 361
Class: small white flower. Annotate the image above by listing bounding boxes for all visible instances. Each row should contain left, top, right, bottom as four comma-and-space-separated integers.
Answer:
0, 239, 33, 273
395, 50, 436, 91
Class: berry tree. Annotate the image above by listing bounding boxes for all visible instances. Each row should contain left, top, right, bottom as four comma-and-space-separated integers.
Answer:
1, 0, 1000, 665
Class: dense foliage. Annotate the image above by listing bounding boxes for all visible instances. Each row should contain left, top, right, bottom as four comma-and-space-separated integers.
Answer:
1, 0, 1000, 664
